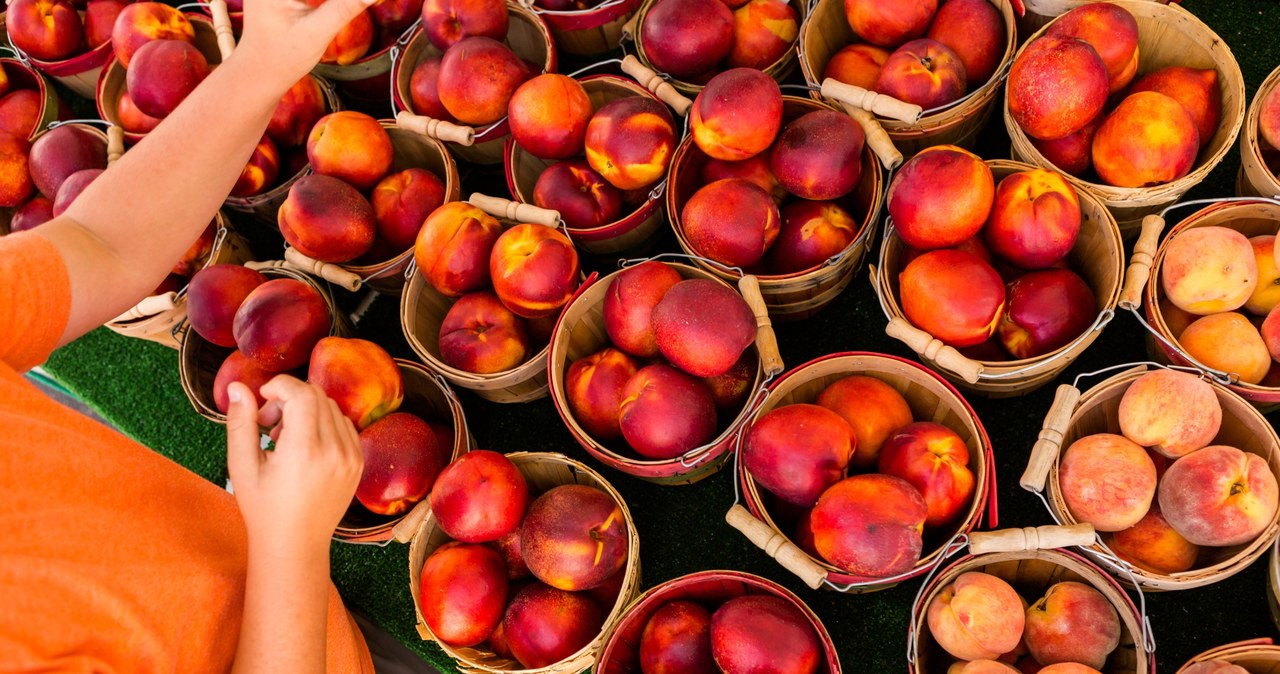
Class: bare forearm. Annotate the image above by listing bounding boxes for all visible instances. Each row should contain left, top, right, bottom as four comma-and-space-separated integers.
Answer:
232, 538, 332, 674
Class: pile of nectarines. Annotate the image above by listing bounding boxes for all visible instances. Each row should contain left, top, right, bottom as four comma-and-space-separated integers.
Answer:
891, 147, 1098, 360
227, 75, 331, 200
928, 571, 1121, 672
2, 123, 109, 227
639, 0, 799, 83
743, 374, 976, 578
418, 451, 630, 668
315, 0, 422, 67
1058, 370, 1279, 574
827, 0, 1007, 111
563, 261, 757, 460
680, 70, 866, 275
6, 0, 122, 64
108, 4, 209, 135
1011, 3, 1222, 187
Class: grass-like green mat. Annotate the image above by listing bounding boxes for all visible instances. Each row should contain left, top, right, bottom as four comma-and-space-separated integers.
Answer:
40, 0, 1280, 670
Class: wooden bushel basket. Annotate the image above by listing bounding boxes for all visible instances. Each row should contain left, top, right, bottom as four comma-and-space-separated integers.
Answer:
667, 96, 886, 322
9, 10, 113, 98
0, 58, 59, 142
407, 451, 642, 674
799, 0, 1018, 160
1240, 65, 1280, 199
547, 262, 784, 485
1015, 0, 1174, 47
334, 359, 471, 544
594, 570, 842, 673
908, 524, 1154, 674
1005, 0, 1245, 239
392, 3, 557, 166
726, 352, 996, 593
621, 0, 807, 96
177, 264, 353, 423
515, 0, 642, 57
1178, 639, 1280, 673
873, 159, 1123, 397
1020, 363, 1280, 591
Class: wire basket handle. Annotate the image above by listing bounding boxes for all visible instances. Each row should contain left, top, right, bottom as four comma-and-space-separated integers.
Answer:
468, 193, 562, 229
840, 103, 902, 170
968, 523, 1096, 554
619, 55, 692, 117
724, 504, 827, 589
395, 110, 476, 146
737, 275, 784, 378
883, 315, 984, 384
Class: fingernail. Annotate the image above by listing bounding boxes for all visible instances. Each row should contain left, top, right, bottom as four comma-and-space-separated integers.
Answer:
228, 386, 243, 404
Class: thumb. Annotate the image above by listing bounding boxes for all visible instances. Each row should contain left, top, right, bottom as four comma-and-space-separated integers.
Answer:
304, 0, 377, 42
225, 382, 263, 480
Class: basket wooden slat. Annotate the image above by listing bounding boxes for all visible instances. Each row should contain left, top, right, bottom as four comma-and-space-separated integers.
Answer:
666, 95, 885, 322
1005, 0, 1245, 238
874, 159, 1124, 397
1240, 65, 1280, 199
408, 451, 642, 674
1178, 639, 1280, 673
520, 0, 641, 57
734, 352, 995, 593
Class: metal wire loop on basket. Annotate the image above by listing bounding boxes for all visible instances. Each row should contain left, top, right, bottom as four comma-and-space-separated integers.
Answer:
432, 373, 459, 404
729, 385, 774, 505
977, 308, 1117, 380
49, 119, 112, 131
567, 59, 624, 80
1085, 535, 1157, 654
906, 532, 973, 664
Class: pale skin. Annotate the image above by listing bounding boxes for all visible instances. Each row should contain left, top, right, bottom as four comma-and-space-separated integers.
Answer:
30, 0, 375, 671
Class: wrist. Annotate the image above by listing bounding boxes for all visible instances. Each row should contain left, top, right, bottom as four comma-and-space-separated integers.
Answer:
219, 41, 314, 100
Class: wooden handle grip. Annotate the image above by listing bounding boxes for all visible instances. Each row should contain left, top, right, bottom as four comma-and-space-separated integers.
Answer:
620, 55, 692, 117
1019, 384, 1082, 492
112, 292, 177, 321
737, 275, 784, 377
1118, 214, 1165, 311
841, 104, 903, 170
106, 125, 124, 165
467, 193, 561, 227
969, 523, 1096, 554
395, 111, 476, 146
725, 504, 826, 590
820, 79, 922, 124
283, 248, 363, 292
208, 0, 236, 61
390, 499, 432, 544
884, 317, 983, 384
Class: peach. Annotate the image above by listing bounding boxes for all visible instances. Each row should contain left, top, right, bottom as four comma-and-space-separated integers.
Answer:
692, 69, 783, 162
371, 168, 446, 251
370, 0, 422, 35
230, 135, 280, 198
1093, 91, 1200, 187
843, 0, 936, 48
1183, 662, 1250, 674
319, 9, 373, 65
1117, 369, 1222, 458
743, 403, 855, 507
489, 224, 580, 319
187, 264, 267, 347
7, 0, 85, 62
487, 616, 514, 659
1161, 226, 1257, 314
984, 169, 1080, 270
1247, 235, 1280, 316
874, 38, 967, 111
268, 76, 328, 149
1008, 36, 1108, 141
810, 474, 927, 576
770, 110, 865, 200
701, 155, 787, 202
212, 349, 281, 415
816, 375, 913, 468
1038, 666, 1102, 674
998, 269, 1096, 359
767, 199, 859, 274
110, 2, 195, 68
926, 0, 1006, 85
640, 0, 734, 80
493, 526, 530, 580
438, 291, 529, 374
1266, 305, 1280, 362
532, 159, 622, 230
1045, 2, 1139, 92
1162, 449, 1279, 545
1261, 85, 1280, 152
585, 96, 676, 190
565, 347, 640, 441
640, 601, 716, 674
1058, 433, 1156, 532
414, 202, 502, 297
878, 421, 975, 528
306, 111, 394, 192
116, 90, 162, 135
0, 90, 43, 138
900, 249, 1006, 347
710, 595, 820, 674
824, 43, 890, 90
1024, 581, 1119, 670
170, 221, 215, 277
419, 542, 508, 647
1105, 506, 1200, 574
429, 449, 529, 542
278, 174, 376, 263
887, 145, 994, 249
652, 278, 756, 377
10, 195, 54, 232
520, 484, 628, 591
603, 261, 682, 358
927, 572, 1025, 661
701, 351, 755, 411
1158, 296, 1199, 340
126, 39, 209, 119
437, 36, 529, 126
727, 0, 799, 70
508, 74, 592, 160
356, 412, 449, 516
420, 0, 508, 51
1130, 66, 1222, 149
618, 364, 718, 459
1179, 312, 1271, 385
0, 134, 33, 208
682, 179, 781, 268
951, 662, 1019, 674
307, 337, 403, 430
1030, 116, 1100, 177
408, 55, 455, 122
231, 278, 331, 372
503, 583, 604, 668
28, 124, 106, 200
51, 168, 102, 216
586, 567, 625, 609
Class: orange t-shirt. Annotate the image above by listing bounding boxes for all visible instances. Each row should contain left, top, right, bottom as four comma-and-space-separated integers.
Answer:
0, 232, 375, 673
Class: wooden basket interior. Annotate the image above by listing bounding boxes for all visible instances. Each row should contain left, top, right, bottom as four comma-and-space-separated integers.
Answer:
1180, 644, 1280, 673
742, 354, 989, 581
879, 160, 1123, 373
1047, 369, 1280, 575
596, 570, 839, 674
1241, 66, 1280, 198
914, 550, 1145, 674
99, 16, 224, 136
408, 452, 641, 674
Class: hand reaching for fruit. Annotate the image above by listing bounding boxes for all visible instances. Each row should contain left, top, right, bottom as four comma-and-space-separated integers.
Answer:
237, 0, 376, 87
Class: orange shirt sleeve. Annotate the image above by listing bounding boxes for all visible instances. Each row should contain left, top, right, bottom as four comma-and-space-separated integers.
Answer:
0, 231, 71, 372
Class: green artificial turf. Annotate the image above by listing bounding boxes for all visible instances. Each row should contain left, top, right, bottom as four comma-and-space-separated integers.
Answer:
37, 0, 1280, 671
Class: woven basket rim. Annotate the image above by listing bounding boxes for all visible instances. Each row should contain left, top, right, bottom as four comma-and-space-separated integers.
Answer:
1240, 65, 1280, 198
